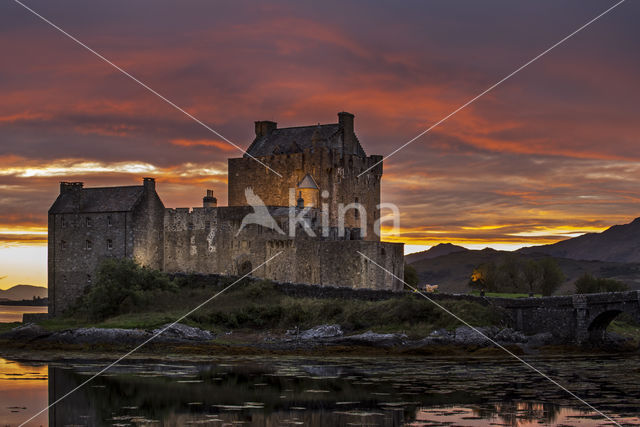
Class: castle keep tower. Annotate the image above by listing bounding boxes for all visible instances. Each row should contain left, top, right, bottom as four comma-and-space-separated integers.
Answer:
228, 112, 383, 240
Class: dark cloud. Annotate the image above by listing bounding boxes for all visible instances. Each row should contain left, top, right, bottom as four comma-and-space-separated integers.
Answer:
0, 0, 639, 248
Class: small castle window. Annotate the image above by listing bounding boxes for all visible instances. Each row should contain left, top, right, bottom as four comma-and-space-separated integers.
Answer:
107, 239, 113, 250
107, 216, 112, 227
86, 240, 92, 250
87, 274, 92, 284
60, 240, 67, 250
62, 275, 67, 284
61, 217, 67, 228
86, 217, 92, 227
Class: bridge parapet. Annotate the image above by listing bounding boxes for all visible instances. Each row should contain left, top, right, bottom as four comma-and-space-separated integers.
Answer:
486, 290, 640, 344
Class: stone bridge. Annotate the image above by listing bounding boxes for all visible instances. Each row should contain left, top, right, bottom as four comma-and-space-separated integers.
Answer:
489, 291, 640, 344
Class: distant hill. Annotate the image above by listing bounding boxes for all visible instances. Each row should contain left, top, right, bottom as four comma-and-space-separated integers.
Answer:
0, 285, 47, 301
519, 217, 640, 263
405, 243, 468, 264
408, 249, 640, 295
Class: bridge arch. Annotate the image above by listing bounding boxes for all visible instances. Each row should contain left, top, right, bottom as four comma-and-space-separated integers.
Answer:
587, 309, 623, 342
490, 291, 640, 344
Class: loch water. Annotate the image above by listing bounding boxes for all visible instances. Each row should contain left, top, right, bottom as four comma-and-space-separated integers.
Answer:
1, 354, 639, 426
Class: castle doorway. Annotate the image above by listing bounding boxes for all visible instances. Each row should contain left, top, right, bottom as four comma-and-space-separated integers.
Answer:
239, 260, 253, 276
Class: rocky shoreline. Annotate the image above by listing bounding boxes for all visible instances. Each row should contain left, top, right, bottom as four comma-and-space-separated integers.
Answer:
1, 322, 634, 357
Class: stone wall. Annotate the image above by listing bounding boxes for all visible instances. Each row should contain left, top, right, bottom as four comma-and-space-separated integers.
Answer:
48, 210, 132, 315
163, 206, 404, 291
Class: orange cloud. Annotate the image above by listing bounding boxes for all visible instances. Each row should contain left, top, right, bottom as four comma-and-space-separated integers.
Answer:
170, 138, 236, 152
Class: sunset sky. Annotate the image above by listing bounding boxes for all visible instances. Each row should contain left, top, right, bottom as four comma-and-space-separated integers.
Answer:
1, 0, 639, 288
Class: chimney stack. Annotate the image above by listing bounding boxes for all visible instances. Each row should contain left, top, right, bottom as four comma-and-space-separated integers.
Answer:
338, 112, 355, 154
143, 177, 155, 191
254, 120, 277, 138
203, 189, 217, 208
60, 182, 83, 194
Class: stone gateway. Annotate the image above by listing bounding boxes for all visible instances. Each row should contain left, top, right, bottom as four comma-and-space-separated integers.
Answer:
48, 112, 405, 315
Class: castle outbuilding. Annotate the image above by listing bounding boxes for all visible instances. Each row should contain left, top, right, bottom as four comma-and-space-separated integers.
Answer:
48, 112, 404, 315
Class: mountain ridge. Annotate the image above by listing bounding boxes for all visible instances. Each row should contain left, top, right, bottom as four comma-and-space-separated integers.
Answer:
0, 284, 47, 301
518, 217, 640, 263
405, 243, 468, 264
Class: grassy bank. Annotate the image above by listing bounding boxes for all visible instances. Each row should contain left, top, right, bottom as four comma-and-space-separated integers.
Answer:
609, 313, 640, 345
39, 272, 503, 339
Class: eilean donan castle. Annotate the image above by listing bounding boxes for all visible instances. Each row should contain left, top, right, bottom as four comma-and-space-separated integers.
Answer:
48, 112, 404, 315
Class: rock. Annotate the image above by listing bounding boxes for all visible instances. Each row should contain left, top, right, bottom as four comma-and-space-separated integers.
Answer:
494, 328, 527, 344
298, 324, 343, 340
429, 328, 452, 339
0, 323, 50, 341
413, 329, 454, 346
453, 326, 492, 346
151, 323, 215, 342
336, 331, 407, 347
44, 323, 214, 345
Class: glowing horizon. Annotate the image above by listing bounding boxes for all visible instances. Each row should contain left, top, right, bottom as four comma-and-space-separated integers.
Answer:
1, 1, 639, 288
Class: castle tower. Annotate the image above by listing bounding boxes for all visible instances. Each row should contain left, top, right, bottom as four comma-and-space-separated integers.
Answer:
227, 112, 383, 240
296, 174, 319, 207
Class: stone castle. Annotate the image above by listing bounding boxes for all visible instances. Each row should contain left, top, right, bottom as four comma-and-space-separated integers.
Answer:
48, 112, 404, 315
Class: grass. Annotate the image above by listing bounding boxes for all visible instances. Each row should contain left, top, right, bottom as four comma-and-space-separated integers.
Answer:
470, 290, 542, 298
608, 313, 640, 345
40, 278, 504, 340
0, 322, 21, 333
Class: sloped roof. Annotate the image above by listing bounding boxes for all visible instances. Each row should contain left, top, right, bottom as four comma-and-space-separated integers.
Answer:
245, 121, 367, 158
49, 186, 145, 214
297, 173, 318, 189
246, 124, 341, 157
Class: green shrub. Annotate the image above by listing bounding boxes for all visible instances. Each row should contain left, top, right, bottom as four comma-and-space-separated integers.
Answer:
404, 263, 419, 288
73, 258, 178, 321
574, 273, 628, 294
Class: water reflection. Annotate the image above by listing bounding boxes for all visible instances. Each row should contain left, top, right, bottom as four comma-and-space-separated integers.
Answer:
1, 355, 639, 426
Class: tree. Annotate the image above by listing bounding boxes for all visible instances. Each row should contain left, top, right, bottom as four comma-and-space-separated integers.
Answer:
404, 263, 419, 288
538, 258, 564, 296
469, 261, 498, 291
575, 273, 628, 294
75, 258, 178, 320
470, 256, 565, 295
523, 260, 542, 295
